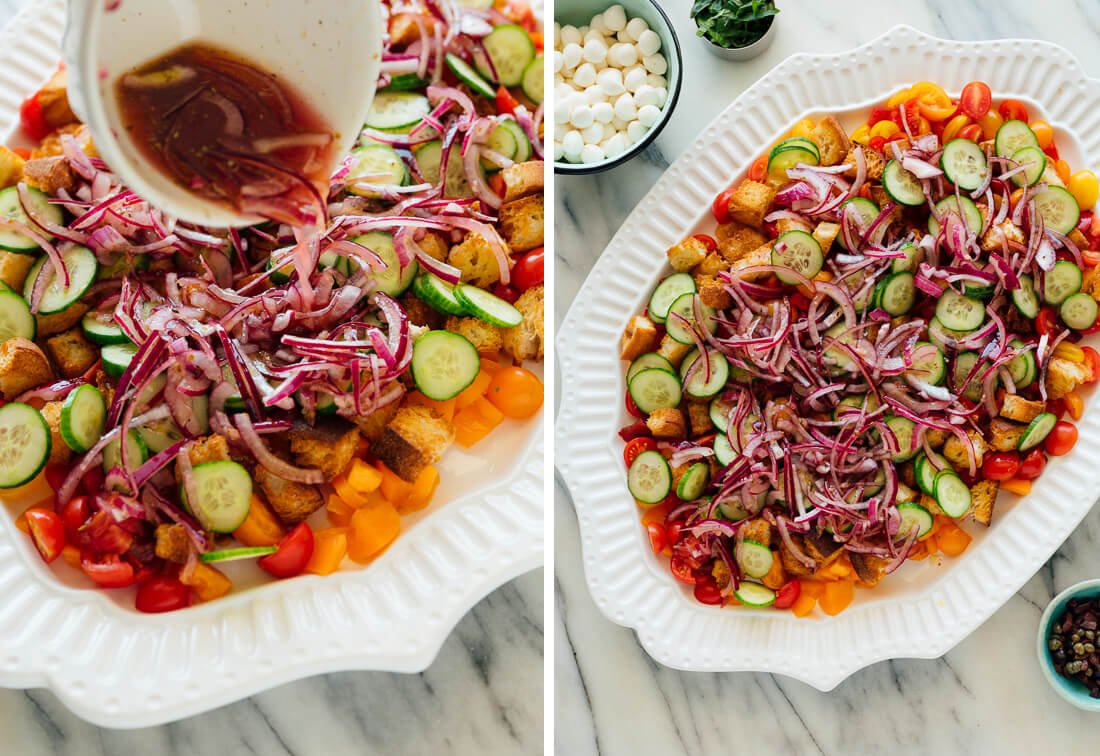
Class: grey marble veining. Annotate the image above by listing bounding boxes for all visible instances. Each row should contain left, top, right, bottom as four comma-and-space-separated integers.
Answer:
556, 1, 1100, 753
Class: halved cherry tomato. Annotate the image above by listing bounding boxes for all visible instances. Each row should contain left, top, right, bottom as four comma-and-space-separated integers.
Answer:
488, 171, 506, 198
625, 390, 644, 419
1045, 420, 1078, 456
495, 86, 519, 116
135, 576, 191, 613
1017, 448, 1047, 480
486, 366, 543, 419
670, 555, 696, 584
44, 463, 68, 493
24, 509, 64, 563
624, 437, 657, 467
712, 187, 737, 224
982, 451, 1020, 481
512, 247, 544, 291
1030, 120, 1054, 150
868, 135, 887, 152
957, 123, 984, 142
693, 578, 723, 605
1036, 306, 1058, 336
1044, 142, 1061, 161
491, 282, 520, 304
1047, 397, 1067, 419
665, 519, 684, 546
773, 579, 802, 609
18, 92, 48, 141
747, 154, 768, 183
693, 234, 717, 253
258, 523, 314, 579
60, 496, 90, 542
1083, 346, 1100, 380
618, 419, 649, 441
80, 552, 135, 588
646, 522, 667, 554
1083, 249, 1100, 268
899, 98, 923, 135
999, 99, 1029, 123
959, 82, 992, 120
868, 106, 897, 126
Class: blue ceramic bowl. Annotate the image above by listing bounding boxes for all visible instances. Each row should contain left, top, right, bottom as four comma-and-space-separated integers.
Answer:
1036, 578, 1100, 712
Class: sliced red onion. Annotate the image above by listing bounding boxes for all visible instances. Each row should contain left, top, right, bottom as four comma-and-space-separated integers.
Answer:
233, 413, 324, 485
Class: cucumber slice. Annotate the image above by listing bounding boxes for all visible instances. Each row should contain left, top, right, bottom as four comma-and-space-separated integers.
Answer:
736, 540, 774, 579
1018, 411, 1057, 451
1042, 260, 1082, 306
933, 470, 971, 518
23, 245, 98, 314
478, 24, 536, 86
1034, 186, 1081, 235
200, 545, 277, 563
453, 283, 523, 327
718, 499, 749, 522
713, 432, 737, 466
353, 231, 418, 296
59, 384, 106, 453
413, 140, 444, 185
928, 195, 983, 236
935, 290, 986, 331
521, 55, 544, 104
675, 461, 710, 501
0, 403, 49, 487
768, 145, 819, 181
1011, 274, 1040, 318
915, 451, 951, 495
627, 352, 676, 383
885, 415, 917, 462
412, 141, 483, 198
771, 230, 823, 284
940, 138, 988, 191
770, 137, 820, 161
0, 186, 62, 253
81, 309, 128, 345
665, 292, 717, 345
138, 417, 183, 454
896, 502, 934, 539
679, 348, 729, 399
835, 393, 880, 419
410, 330, 481, 400
951, 351, 985, 401
1009, 146, 1047, 187
907, 341, 946, 385
1007, 339, 1037, 389
383, 73, 431, 91
0, 290, 34, 341
995, 119, 1038, 158
709, 396, 734, 430
627, 449, 671, 504
364, 91, 431, 131
648, 273, 697, 324
628, 367, 682, 413
874, 272, 916, 316
445, 53, 495, 98
733, 582, 776, 607
345, 142, 409, 198
1060, 291, 1099, 330
891, 243, 923, 274
489, 119, 532, 165
413, 273, 468, 316
102, 429, 148, 475
882, 159, 925, 206
101, 342, 137, 378
187, 460, 253, 533
837, 198, 880, 250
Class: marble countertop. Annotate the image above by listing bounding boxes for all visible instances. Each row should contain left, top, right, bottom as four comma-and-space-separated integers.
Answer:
555, 1, 1100, 754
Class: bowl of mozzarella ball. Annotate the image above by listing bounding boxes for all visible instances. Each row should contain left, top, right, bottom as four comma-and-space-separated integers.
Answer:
553, 0, 682, 173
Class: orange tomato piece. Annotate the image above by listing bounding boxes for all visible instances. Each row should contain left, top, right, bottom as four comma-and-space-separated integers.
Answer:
486, 366, 544, 419
1055, 159, 1072, 184
347, 500, 401, 563
1065, 391, 1084, 421
325, 492, 355, 526
1001, 478, 1032, 496
61, 544, 81, 569
404, 391, 457, 422
332, 473, 370, 508
641, 500, 674, 525
398, 465, 440, 513
378, 462, 414, 504
791, 593, 817, 617
454, 370, 493, 410
184, 562, 233, 601
1029, 120, 1054, 149
819, 580, 855, 616
346, 459, 383, 494
934, 521, 973, 556
305, 528, 348, 575
454, 397, 505, 447
480, 355, 506, 374
233, 495, 285, 546
800, 579, 826, 599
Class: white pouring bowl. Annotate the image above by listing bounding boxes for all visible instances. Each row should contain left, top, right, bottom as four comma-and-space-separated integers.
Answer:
62, 0, 383, 228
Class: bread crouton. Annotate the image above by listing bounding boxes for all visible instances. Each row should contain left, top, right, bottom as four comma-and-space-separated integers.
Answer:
686, 401, 711, 437
44, 328, 97, 379
920, 492, 943, 517
1082, 264, 1100, 302
0, 251, 34, 290
844, 145, 885, 182
388, 12, 442, 48
155, 523, 191, 563
36, 68, 77, 129
448, 234, 506, 288
1047, 357, 1091, 399
352, 395, 403, 441
896, 481, 917, 504
923, 428, 948, 449
372, 405, 455, 482
288, 418, 360, 481
696, 252, 727, 276
256, 467, 325, 525
22, 156, 75, 195
812, 116, 851, 166
666, 236, 708, 272
761, 551, 787, 589
0, 338, 52, 399
999, 393, 1046, 423
716, 223, 767, 264
416, 231, 449, 262
775, 217, 812, 236
645, 407, 685, 439
399, 291, 444, 330
943, 430, 988, 472
870, 185, 903, 224
970, 480, 998, 526
445, 316, 504, 354
697, 274, 733, 309
980, 220, 1026, 252
989, 418, 1025, 451
31, 124, 95, 161
656, 333, 691, 366
497, 194, 543, 252
501, 285, 543, 362
36, 301, 89, 337
0, 146, 24, 189
620, 314, 659, 361
813, 222, 841, 255
778, 534, 816, 576
741, 518, 772, 547
189, 434, 231, 467
1069, 229, 1090, 254
727, 180, 776, 229
39, 400, 71, 465
500, 160, 543, 201
728, 242, 773, 281
850, 553, 889, 587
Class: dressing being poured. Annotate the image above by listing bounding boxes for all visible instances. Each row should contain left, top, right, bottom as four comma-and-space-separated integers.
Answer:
116, 41, 335, 224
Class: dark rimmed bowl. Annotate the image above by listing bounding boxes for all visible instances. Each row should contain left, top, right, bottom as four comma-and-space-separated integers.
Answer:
1037, 578, 1100, 712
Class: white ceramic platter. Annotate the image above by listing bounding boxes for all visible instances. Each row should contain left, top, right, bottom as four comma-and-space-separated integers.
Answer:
0, 0, 543, 727
556, 25, 1100, 689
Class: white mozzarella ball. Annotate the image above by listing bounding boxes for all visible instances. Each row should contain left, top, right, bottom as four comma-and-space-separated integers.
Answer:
654, 86, 668, 105
613, 92, 637, 121
570, 103, 595, 129
603, 132, 627, 158
560, 25, 581, 46
583, 29, 605, 45
566, 91, 588, 112
554, 22, 562, 45
627, 120, 649, 143
625, 17, 649, 40
642, 53, 667, 75
581, 122, 605, 145
636, 104, 662, 127
584, 85, 607, 105
636, 29, 662, 57
589, 13, 609, 35
552, 51, 564, 73
623, 65, 647, 92
553, 140, 565, 160
592, 101, 615, 124
646, 73, 667, 89
603, 4, 627, 32
561, 42, 583, 69
553, 97, 571, 124
562, 129, 583, 156
611, 116, 629, 132
583, 38, 608, 64
608, 42, 638, 68
596, 67, 625, 96
580, 143, 606, 164
577, 25, 590, 36
617, 28, 635, 44
632, 84, 660, 108
572, 62, 597, 87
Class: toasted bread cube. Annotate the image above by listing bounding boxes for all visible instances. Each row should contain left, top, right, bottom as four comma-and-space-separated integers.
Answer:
0, 146, 24, 189
498, 194, 544, 252
22, 156, 75, 195
666, 236, 708, 272
645, 407, 685, 439
870, 185, 903, 224
288, 419, 360, 481
0, 251, 34, 290
36, 301, 89, 337
812, 115, 851, 166
843, 146, 885, 182
372, 405, 455, 482
388, 12, 442, 47
697, 274, 733, 309
1047, 357, 1091, 399
502, 285, 543, 362
980, 220, 1026, 252
39, 400, 71, 465
813, 222, 841, 255
620, 314, 659, 361
352, 396, 403, 441
999, 394, 1046, 423
970, 480, 998, 526
775, 217, 811, 236
256, 467, 325, 525
716, 222, 767, 264
920, 492, 943, 517
0, 338, 52, 399
989, 418, 1025, 451
31, 124, 95, 161
741, 518, 772, 548
448, 233, 506, 288
923, 428, 948, 449
1069, 229, 1090, 253
727, 180, 776, 229
803, 530, 843, 566
728, 242, 774, 281
686, 401, 711, 437
656, 333, 691, 366
896, 481, 917, 504
942, 430, 988, 472
445, 316, 504, 355
155, 523, 191, 563
777, 534, 815, 576
36, 69, 77, 129
188, 434, 231, 467
500, 160, 544, 201
416, 230, 449, 262
695, 252, 727, 276
850, 553, 889, 587
399, 291, 444, 330
1082, 264, 1100, 302
44, 328, 97, 379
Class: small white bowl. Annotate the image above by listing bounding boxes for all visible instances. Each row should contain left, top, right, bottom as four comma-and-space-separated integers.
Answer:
62, 0, 383, 227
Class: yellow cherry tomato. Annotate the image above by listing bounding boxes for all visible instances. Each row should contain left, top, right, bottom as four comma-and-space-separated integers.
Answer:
1056, 159, 1072, 185
886, 88, 912, 108
850, 124, 871, 145
870, 120, 900, 139
1030, 120, 1054, 149
977, 111, 1003, 141
942, 114, 971, 142
1069, 170, 1099, 210
790, 118, 816, 139
908, 81, 955, 121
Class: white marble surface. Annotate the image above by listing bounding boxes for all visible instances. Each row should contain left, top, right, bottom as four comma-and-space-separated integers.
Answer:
0, 1, 543, 753
555, 1, 1100, 753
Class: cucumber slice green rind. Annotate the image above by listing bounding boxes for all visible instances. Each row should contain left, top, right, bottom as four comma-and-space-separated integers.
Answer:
679, 348, 729, 398
628, 352, 676, 383
101, 342, 138, 378
81, 310, 128, 345
0, 186, 62, 253
916, 451, 951, 495
453, 283, 523, 327
737, 540, 774, 579
0, 290, 34, 342
59, 384, 106, 453
770, 137, 820, 160
875, 272, 916, 316
665, 293, 716, 345
648, 273, 696, 324
768, 146, 819, 180
1018, 411, 1057, 451
410, 330, 481, 400
353, 231, 418, 296
933, 471, 972, 518
771, 230, 823, 284
627, 449, 671, 504
1042, 260, 1082, 306
102, 429, 148, 474
628, 367, 682, 413
896, 502, 934, 538
885, 415, 917, 461
1034, 186, 1081, 235
713, 433, 737, 466
188, 460, 254, 534
23, 245, 98, 315
445, 53, 496, 99
940, 138, 988, 191
1012, 274, 1040, 319
200, 546, 277, 563
1010, 146, 1047, 187
413, 273, 469, 316
882, 160, 925, 206
0, 402, 50, 488
733, 582, 776, 607
364, 91, 431, 131
995, 120, 1038, 158
928, 195, 983, 236
675, 461, 710, 501
1060, 292, 1099, 330
345, 143, 409, 198
521, 56, 544, 104
935, 290, 986, 331
478, 24, 536, 86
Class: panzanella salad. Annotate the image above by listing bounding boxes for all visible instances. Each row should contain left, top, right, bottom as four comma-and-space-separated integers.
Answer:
621, 81, 1100, 615
1, 0, 544, 613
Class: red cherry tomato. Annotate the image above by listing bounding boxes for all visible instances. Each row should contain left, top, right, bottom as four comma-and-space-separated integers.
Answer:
135, 576, 192, 613
1017, 448, 1047, 480
773, 579, 802, 610
957, 123, 984, 142
665, 520, 684, 546
1045, 420, 1078, 456
512, 247, 544, 291
24, 509, 65, 563
646, 522, 667, 554
494, 85, 519, 116
712, 187, 737, 224
999, 99, 1029, 123
692, 234, 717, 253
959, 82, 992, 120
491, 283, 519, 304
79, 465, 104, 496
868, 106, 897, 126
60, 496, 90, 542
1036, 306, 1058, 336
625, 390, 644, 418
868, 135, 887, 152
1043, 142, 1061, 161
747, 155, 768, 183
488, 171, 506, 198
1083, 346, 1100, 380
899, 98, 923, 135
258, 523, 315, 579
670, 555, 697, 584
624, 436, 657, 467
80, 553, 135, 588
18, 92, 48, 141
982, 451, 1020, 481
693, 579, 723, 605
1048, 397, 1067, 418
1083, 249, 1100, 268
44, 463, 68, 493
